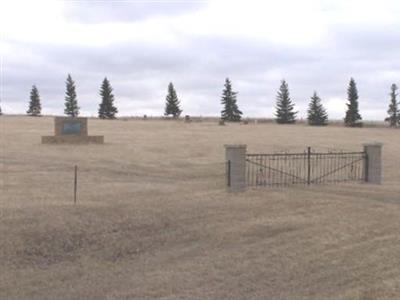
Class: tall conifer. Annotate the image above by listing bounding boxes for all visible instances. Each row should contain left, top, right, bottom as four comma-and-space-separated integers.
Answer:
221, 78, 242, 122
64, 74, 79, 117
385, 83, 399, 127
275, 80, 297, 124
307, 91, 328, 126
27, 85, 41, 116
164, 82, 182, 118
98, 77, 118, 119
344, 78, 362, 127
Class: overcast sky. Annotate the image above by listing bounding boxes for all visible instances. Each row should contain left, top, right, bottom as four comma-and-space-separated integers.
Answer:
1, 0, 399, 120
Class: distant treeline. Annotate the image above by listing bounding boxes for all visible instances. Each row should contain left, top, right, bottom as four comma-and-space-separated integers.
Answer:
1, 75, 399, 128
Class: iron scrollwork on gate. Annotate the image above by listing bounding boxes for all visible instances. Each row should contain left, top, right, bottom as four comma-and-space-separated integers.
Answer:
246, 147, 366, 187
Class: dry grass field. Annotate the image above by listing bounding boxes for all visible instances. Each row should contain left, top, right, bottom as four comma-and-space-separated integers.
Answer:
1, 115, 400, 300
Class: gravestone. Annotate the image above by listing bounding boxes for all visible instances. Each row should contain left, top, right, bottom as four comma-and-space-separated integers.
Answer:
42, 117, 104, 144
184, 115, 192, 123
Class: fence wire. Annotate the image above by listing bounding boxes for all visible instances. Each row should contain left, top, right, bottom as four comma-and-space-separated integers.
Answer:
2, 161, 228, 203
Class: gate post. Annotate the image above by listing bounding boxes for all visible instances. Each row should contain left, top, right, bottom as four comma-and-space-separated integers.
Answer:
363, 142, 383, 184
225, 144, 247, 192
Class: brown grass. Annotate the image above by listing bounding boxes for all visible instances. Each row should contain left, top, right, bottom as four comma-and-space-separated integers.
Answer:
1, 115, 400, 300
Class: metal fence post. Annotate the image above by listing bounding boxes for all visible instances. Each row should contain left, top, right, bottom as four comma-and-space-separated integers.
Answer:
227, 160, 231, 187
74, 165, 78, 204
307, 147, 311, 185
364, 153, 369, 182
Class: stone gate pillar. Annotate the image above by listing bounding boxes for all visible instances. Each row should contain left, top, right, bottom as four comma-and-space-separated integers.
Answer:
363, 142, 383, 184
225, 144, 247, 192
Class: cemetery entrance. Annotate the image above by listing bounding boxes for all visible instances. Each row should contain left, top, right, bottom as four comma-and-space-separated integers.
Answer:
245, 147, 367, 187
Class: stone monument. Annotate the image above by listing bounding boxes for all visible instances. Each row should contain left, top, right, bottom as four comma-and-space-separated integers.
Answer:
42, 117, 104, 144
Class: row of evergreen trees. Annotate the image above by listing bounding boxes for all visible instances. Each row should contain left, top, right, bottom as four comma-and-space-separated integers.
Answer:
26, 74, 118, 119
166, 78, 399, 127
220, 77, 399, 127
17, 76, 400, 127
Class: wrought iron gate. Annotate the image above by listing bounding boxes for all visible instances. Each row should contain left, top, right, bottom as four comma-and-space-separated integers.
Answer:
246, 147, 367, 187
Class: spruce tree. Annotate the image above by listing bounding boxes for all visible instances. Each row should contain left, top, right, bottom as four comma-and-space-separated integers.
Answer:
27, 85, 42, 116
164, 82, 182, 118
307, 91, 328, 126
275, 80, 297, 124
98, 77, 118, 119
385, 83, 399, 127
0, 104, 2, 115
344, 78, 362, 127
64, 74, 79, 117
220, 78, 242, 122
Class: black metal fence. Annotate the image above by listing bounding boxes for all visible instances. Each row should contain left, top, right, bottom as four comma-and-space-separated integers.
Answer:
246, 147, 367, 187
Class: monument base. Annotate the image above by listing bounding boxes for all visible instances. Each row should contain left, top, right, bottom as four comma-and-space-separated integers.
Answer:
41, 135, 104, 144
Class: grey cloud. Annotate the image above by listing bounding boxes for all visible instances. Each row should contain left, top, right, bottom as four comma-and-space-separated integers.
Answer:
63, 2, 206, 23
3, 21, 400, 119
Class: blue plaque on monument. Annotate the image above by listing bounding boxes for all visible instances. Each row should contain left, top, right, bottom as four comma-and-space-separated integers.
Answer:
62, 122, 81, 135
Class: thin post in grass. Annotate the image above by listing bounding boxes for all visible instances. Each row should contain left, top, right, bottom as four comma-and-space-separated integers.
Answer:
307, 147, 311, 185
227, 160, 231, 187
74, 165, 78, 204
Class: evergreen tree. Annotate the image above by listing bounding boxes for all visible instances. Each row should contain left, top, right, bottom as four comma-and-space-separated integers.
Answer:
385, 83, 399, 127
275, 80, 297, 124
0, 103, 3, 115
64, 74, 79, 117
98, 77, 118, 119
307, 91, 328, 126
344, 78, 362, 127
27, 85, 42, 116
220, 78, 242, 122
164, 82, 182, 118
